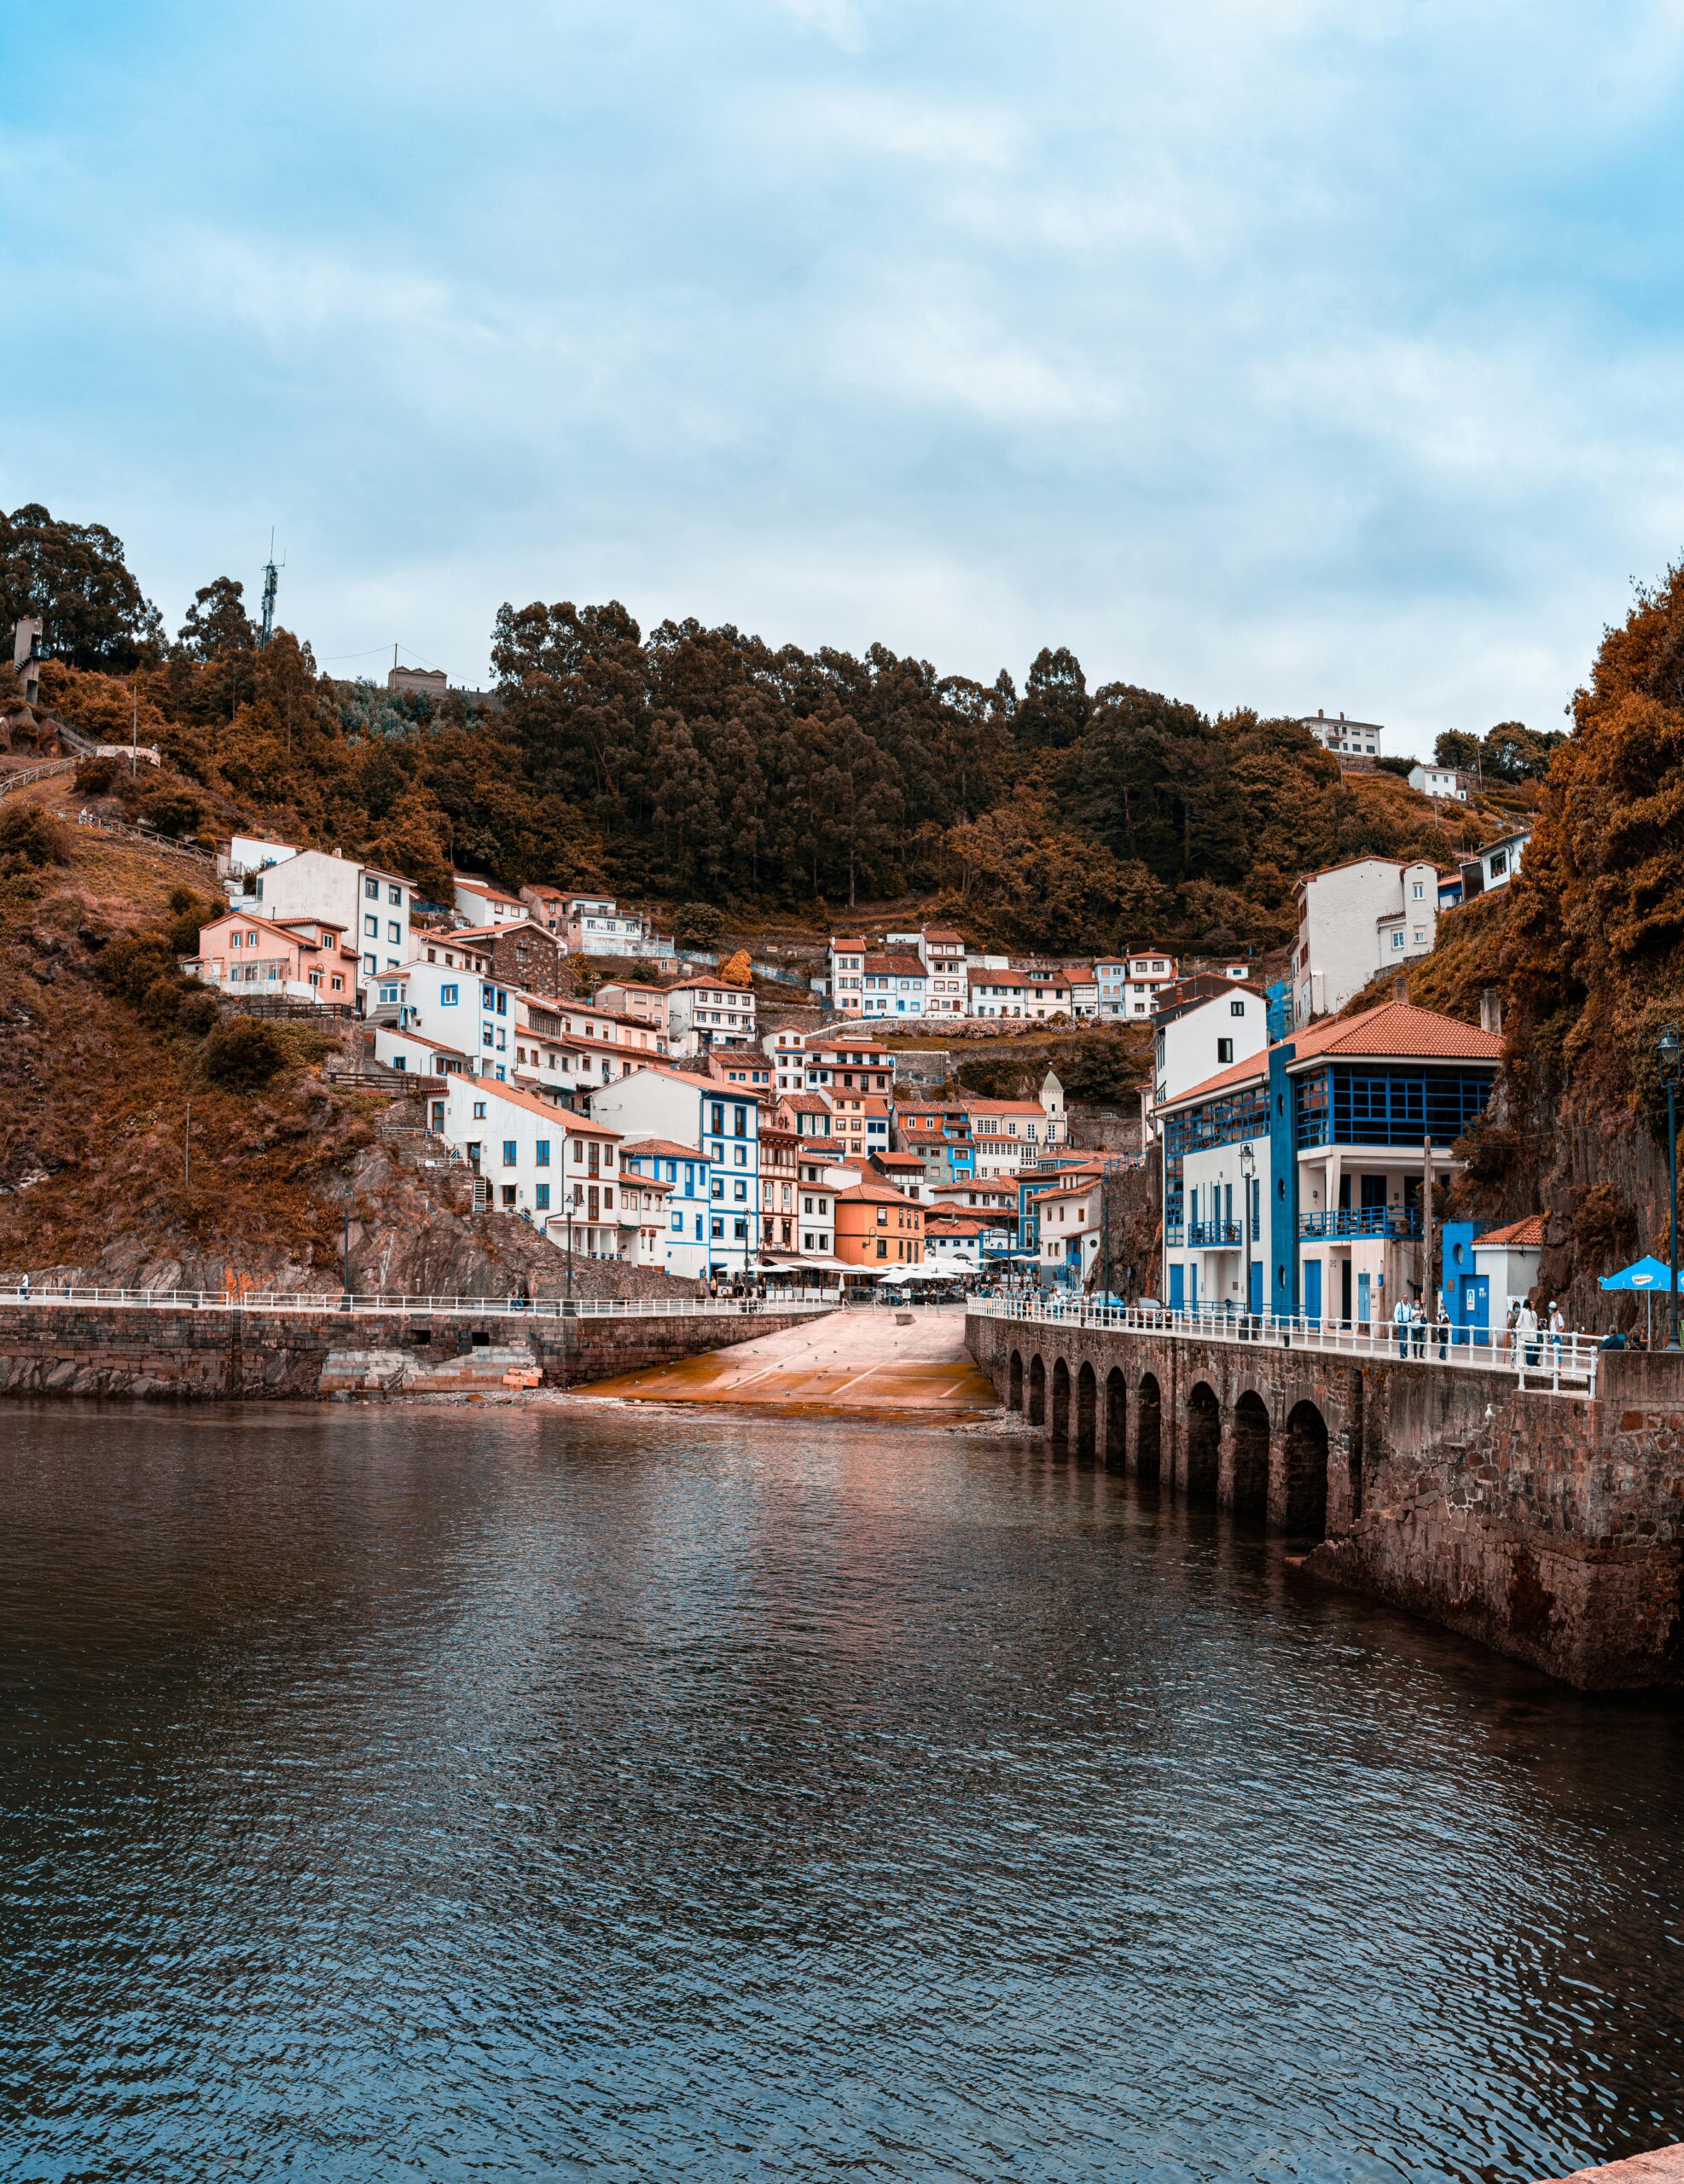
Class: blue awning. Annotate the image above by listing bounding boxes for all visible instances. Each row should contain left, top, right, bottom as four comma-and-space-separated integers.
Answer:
1599, 1256, 1683, 1292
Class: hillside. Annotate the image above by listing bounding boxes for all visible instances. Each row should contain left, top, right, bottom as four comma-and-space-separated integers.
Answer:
0, 777, 683, 1297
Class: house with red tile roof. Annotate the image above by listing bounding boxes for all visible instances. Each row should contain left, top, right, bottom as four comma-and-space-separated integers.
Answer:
1152, 998, 1505, 1324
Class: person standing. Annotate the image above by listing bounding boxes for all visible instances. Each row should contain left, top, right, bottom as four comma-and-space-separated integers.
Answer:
1433, 1292, 1450, 1360
1548, 1298, 1566, 1362
1392, 1290, 1413, 1357
1515, 1297, 1541, 1368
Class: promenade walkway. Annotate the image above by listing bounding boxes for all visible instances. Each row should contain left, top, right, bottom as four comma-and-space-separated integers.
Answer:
588, 1303, 998, 1418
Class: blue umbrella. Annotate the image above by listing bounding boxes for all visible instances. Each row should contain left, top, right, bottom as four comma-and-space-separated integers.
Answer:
1599, 1256, 1684, 1292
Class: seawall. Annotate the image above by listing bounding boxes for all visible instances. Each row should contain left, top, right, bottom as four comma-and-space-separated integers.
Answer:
967, 1310, 1684, 1690
0, 1302, 826, 1403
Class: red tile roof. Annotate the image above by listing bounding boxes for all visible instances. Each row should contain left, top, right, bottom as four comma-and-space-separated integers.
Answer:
1291, 999, 1503, 1065
467, 1075, 622, 1136
862, 953, 926, 977
1479, 1216, 1544, 1247
619, 1138, 704, 1160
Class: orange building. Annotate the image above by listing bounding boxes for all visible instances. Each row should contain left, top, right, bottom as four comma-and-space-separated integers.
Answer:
833, 1179, 924, 1269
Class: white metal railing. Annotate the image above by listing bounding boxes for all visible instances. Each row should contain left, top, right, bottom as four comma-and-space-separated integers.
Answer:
0, 1287, 842, 1320
969, 1295, 1600, 1398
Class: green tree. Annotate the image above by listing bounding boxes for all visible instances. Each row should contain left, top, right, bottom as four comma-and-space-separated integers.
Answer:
0, 502, 162, 671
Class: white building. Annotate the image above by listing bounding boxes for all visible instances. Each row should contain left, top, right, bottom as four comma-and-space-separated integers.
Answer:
914, 927, 968, 1014
422, 1074, 634, 1256
563, 894, 651, 956
1408, 763, 1468, 801
1153, 987, 1269, 1110
1292, 858, 1439, 1024
664, 974, 756, 1056
620, 1140, 714, 1280
375, 960, 515, 1080
763, 1026, 810, 1094
1031, 1162, 1112, 1288
859, 949, 928, 1017
1095, 954, 1177, 1019
247, 849, 415, 990
452, 874, 528, 927
219, 834, 298, 902
586, 1066, 762, 1279
1460, 829, 1530, 899
1300, 710, 1382, 758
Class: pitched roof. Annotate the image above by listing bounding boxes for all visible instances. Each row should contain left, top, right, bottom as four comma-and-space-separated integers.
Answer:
833, 1180, 923, 1207
467, 1074, 621, 1136
961, 1096, 1049, 1117
666, 973, 756, 995
455, 877, 525, 906
1478, 1215, 1544, 1247
1289, 999, 1503, 1065
620, 1137, 704, 1160
777, 1092, 833, 1115
922, 927, 966, 944
862, 953, 926, 977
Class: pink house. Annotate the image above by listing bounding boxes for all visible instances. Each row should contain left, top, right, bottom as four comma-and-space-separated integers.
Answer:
188, 910, 358, 1005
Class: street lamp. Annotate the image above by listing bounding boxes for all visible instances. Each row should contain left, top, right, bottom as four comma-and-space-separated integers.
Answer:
1663, 1024, 1682, 1350
1239, 1141, 1257, 1330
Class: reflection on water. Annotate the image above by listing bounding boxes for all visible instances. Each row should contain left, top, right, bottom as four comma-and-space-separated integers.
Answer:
0, 1399, 1681, 2183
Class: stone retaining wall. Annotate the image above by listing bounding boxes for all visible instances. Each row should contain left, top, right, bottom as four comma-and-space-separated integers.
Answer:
0, 1304, 821, 1403
967, 1312, 1684, 1690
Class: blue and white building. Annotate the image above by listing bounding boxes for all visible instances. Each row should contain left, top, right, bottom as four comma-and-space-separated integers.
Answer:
620, 1138, 713, 1280
373, 960, 515, 1082
1156, 999, 1504, 1322
586, 1066, 760, 1279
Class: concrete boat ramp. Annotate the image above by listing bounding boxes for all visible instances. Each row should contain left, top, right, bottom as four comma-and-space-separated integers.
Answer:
587, 1304, 999, 1420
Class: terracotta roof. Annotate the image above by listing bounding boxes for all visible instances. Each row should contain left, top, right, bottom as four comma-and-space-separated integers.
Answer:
455, 879, 526, 906
829, 937, 869, 950
862, 954, 926, 977
872, 1151, 925, 1169
1289, 999, 1503, 1065
961, 1097, 1050, 1118
777, 1093, 833, 1115
1478, 1216, 1544, 1248
452, 921, 548, 943
467, 1075, 621, 1136
665, 974, 756, 995
371, 1028, 469, 1058
921, 927, 966, 944
833, 1180, 922, 1207
620, 1138, 704, 1160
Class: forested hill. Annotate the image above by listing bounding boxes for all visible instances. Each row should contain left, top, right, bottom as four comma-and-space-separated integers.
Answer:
3, 500, 1546, 956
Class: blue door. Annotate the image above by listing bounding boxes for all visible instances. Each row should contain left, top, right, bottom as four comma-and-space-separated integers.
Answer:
1249, 1260, 1263, 1314
1169, 1263, 1185, 1310
1189, 1263, 1199, 1310
1462, 1275, 1489, 1346
1356, 1271, 1371, 1325
1304, 1258, 1322, 1323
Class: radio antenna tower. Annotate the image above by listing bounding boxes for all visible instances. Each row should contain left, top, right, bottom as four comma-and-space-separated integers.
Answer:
258, 531, 285, 649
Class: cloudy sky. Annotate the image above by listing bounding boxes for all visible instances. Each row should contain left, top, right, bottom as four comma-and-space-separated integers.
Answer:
3, 0, 1681, 743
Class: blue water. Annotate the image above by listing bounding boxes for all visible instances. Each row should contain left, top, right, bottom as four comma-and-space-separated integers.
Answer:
0, 1399, 1681, 2183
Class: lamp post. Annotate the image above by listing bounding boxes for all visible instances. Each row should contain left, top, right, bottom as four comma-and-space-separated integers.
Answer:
340, 1180, 353, 1310
1240, 1141, 1257, 1332
1663, 1025, 1682, 1350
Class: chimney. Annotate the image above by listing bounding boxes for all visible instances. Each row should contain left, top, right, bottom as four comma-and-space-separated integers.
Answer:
1391, 974, 1408, 1002
1479, 986, 1504, 1037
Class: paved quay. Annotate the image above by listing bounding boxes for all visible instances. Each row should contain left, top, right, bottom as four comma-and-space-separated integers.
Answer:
1540, 2149, 1684, 2182
587, 1303, 999, 1418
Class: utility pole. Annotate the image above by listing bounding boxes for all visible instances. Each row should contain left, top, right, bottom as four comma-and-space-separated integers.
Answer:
1422, 1135, 1436, 1327
183, 1101, 191, 1186
131, 689, 138, 781
258, 532, 282, 650
1663, 1025, 1681, 1349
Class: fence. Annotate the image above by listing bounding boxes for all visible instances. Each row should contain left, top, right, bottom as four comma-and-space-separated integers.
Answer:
2, 1287, 842, 1320
969, 1294, 1600, 1398
0, 757, 73, 798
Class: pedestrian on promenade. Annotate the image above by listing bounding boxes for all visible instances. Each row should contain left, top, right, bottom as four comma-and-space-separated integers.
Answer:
1515, 1298, 1542, 1368
18, 1271, 29, 1301
1392, 1292, 1413, 1357
1433, 1294, 1450, 1360
1548, 1299, 1565, 1361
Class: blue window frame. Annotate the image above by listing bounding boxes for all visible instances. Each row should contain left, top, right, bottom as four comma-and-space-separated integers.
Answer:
1294, 1066, 1493, 1148
536, 1141, 550, 1166
502, 1140, 518, 1166
535, 1183, 550, 1210
440, 983, 458, 1005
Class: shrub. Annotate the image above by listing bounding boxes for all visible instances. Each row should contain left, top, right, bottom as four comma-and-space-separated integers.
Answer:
94, 932, 177, 1004
0, 802, 67, 868
141, 787, 204, 839
673, 902, 724, 949
175, 988, 221, 1037
200, 1017, 285, 1091
73, 755, 119, 794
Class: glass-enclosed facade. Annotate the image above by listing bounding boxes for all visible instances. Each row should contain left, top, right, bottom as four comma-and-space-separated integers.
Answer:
1294, 1066, 1493, 1150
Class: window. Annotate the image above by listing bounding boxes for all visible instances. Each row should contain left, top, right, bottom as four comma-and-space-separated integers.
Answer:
501, 1185, 517, 1209
389, 885, 402, 906
734, 1219, 747, 1240
363, 954, 377, 975
711, 1102, 725, 1135
1412, 881, 1424, 899
1230, 1000, 1245, 1017
473, 1101, 486, 1119
387, 921, 401, 944
733, 1105, 748, 1138
711, 1217, 723, 1239
536, 1141, 550, 1166
1490, 850, 1508, 876
1217, 1038, 1234, 1064
430, 1101, 445, 1131
440, 983, 458, 1005
364, 878, 379, 899
1391, 932, 1405, 950
364, 916, 379, 938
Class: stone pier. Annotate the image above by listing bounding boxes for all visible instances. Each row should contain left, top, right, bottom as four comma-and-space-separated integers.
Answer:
967, 1310, 1684, 1691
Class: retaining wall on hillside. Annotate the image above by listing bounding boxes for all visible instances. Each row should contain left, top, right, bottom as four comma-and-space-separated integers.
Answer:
0, 1303, 822, 1403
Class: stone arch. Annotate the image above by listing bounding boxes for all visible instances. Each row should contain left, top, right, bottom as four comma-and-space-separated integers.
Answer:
1007, 1350, 1024, 1412
1135, 1372, 1162, 1483
1229, 1390, 1270, 1519
1075, 1361, 1097, 1461
1027, 1353, 1046, 1427
1105, 1368, 1126, 1469
1281, 1400, 1330, 1538
1186, 1380, 1221, 1501
1051, 1356, 1071, 1447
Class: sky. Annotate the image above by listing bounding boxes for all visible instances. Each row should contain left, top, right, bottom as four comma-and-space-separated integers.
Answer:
3, 0, 1684, 746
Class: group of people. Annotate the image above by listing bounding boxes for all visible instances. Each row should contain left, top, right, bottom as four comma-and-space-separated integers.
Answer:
1390, 1288, 1568, 1363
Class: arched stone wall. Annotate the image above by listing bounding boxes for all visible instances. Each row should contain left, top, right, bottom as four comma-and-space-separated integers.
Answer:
1186, 1381, 1221, 1502
1105, 1368, 1126, 1470
1281, 1400, 1330, 1538
1228, 1391, 1270, 1519
1027, 1353, 1046, 1427
1007, 1350, 1024, 1411
1051, 1357, 1071, 1448
1076, 1362, 1097, 1461
1135, 1372, 1162, 1483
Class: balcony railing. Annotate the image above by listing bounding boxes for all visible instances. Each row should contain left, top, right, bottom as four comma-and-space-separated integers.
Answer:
1187, 1219, 1241, 1246
1299, 1208, 1423, 1240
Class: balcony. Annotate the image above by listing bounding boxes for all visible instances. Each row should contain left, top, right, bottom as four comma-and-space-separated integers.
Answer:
1187, 1219, 1241, 1247
1299, 1207, 1422, 1240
